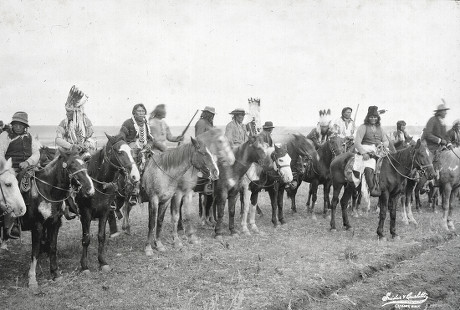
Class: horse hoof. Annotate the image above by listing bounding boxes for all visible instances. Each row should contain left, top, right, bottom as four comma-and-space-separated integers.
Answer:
330, 228, 337, 232
291, 208, 297, 214
230, 231, 239, 237
145, 249, 154, 256
392, 235, 401, 241
242, 229, 251, 236
189, 236, 200, 245
448, 222, 456, 231
215, 234, 223, 241
344, 225, 352, 231
311, 214, 317, 221
81, 269, 91, 276
109, 232, 121, 239
378, 236, 388, 243
101, 265, 111, 273
279, 219, 286, 225
54, 275, 63, 282
156, 245, 166, 252
28, 280, 39, 290
352, 212, 359, 218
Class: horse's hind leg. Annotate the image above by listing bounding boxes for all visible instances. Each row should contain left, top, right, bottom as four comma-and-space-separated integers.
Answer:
307, 181, 318, 221
182, 191, 200, 244
377, 194, 389, 240
171, 194, 184, 247
277, 185, 286, 225
80, 211, 92, 273
48, 218, 63, 281
330, 183, 343, 231
340, 186, 352, 230
121, 202, 133, 235
145, 196, 159, 256
155, 200, 169, 252
389, 196, 400, 240
97, 214, 111, 272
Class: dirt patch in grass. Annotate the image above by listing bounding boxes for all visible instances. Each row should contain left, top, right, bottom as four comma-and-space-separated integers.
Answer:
1, 186, 459, 309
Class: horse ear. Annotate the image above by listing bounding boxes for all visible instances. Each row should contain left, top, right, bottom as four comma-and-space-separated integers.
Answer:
190, 137, 200, 148
416, 139, 421, 148
5, 157, 13, 170
105, 132, 115, 143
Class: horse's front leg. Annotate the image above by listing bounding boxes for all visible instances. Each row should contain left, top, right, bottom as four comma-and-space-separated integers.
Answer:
447, 189, 456, 231
155, 199, 170, 252
440, 184, 452, 231
308, 181, 319, 221
28, 221, 43, 289
340, 186, 352, 230
248, 188, 260, 234
287, 180, 300, 213
170, 193, 184, 247
240, 183, 252, 235
48, 216, 63, 281
377, 193, 389, 240
182, 191, 200, 244
121, 201, 133, 235
267, 188, 279, 227
323, 182, 332, 218
389, 195, 400, 239
227, 192, 239, 236
214, 186, 227, 239
97, 213, 111, 272
145, 195, 159, 256
330, 183, 342, 231
80, 210, 92, 273
277, 184, 286, 225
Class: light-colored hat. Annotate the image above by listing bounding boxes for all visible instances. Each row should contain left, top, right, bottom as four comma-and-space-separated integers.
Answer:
434, 103, 449, 112
202, 106, 216, 114
229, 108, 245, 115
453, 119, 460, 126
318, 109, 332, 126
262, 121, 275, 129
11, 111, 29, 127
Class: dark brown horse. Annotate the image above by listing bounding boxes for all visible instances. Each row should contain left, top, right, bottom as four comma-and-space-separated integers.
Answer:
330, 140, 435, 239
214, 136, 268, 239
76, 134, 140, 273
22, 148, 95, 289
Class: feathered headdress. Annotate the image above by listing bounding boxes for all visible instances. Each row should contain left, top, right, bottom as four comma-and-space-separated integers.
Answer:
64, 85, 89, 145
318, 109, 331, 126
65, 85, 88, 111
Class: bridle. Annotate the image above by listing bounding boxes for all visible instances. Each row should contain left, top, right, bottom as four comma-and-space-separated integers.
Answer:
385, 145, 433, 181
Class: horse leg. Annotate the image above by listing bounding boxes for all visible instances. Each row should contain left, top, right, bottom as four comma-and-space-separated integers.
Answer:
308, 181, 318, 221
97, 214, 111, 272
248, 190, 260, 233
145, 196, 159, 256
340, 186, 352, 230
323, 182, 332, 219
171, 194, 184, 247
183, 191, 200, 244
48, 218, 63, 281
267, 188, 278, 227
121, 201, 133, 235
277, 184, 286, 225
389, 195, 400, 240
447, 189, 457, 231
227, 192, 239, 236
401, 193, 409, 225
306, 183, 311, 207
440, 184, 451, 231
377, 193, 389, 240
28, 221, 43, 289
288, 182, 300, 213
330, 183, 343, 231
240, 188, 251, 235
80, 211, 92, 273
155, 200, 169, 252
108, 210, 120, 238
214, 187, 227, 239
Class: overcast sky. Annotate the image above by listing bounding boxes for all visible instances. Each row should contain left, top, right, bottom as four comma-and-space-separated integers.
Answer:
1, 0, 459, 128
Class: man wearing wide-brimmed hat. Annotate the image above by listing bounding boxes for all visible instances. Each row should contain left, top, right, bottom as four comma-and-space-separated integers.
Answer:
423, 102, 451, 154
259, 121, 275, 147
354, 106, 390, 197
195, 106, 216, 137
447, 119, 460, 148
0, 111, 40, 172
225, 108, 247, 148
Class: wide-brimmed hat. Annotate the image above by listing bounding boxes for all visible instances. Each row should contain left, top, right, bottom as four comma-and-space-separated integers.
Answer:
202, 106, 216, 114
366, 106, 379, 118
453, 119, 460, 127
262, 121, 275, 129
11, 111, 29, 127
229, 108, 245, 115
397, 120, 406, 127
434, 103, 449, 112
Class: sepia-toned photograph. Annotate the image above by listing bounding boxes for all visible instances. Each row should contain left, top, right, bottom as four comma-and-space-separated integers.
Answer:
1, 1, 459, 309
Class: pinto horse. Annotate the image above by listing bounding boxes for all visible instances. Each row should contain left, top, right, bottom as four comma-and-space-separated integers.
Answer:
142, 138, 219, 254
20, 148, 95, 289
244, 144, 293, 233
39, 146, 57, 167
76, 134, 140, 273
213, 136, 269, 239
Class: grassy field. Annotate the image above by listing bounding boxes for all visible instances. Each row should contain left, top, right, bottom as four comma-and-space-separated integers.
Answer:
1, 182, 459, 310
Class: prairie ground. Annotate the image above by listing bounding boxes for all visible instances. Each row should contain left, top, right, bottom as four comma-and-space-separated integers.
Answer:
1, 183, 459, 310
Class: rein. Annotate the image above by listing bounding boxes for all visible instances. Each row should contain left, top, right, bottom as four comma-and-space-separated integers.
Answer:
150, 152, 194, 181
385, 146, 431, 181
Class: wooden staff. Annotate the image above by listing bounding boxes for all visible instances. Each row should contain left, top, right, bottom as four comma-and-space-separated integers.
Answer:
178, 109, 199, 146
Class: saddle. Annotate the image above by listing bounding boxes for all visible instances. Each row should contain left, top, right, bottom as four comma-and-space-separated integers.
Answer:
345, 155, 384, 188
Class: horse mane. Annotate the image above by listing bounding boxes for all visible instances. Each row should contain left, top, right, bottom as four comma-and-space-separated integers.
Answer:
390, 144, 415, 165
287, 134, 316, 157
156, 142, 196, 170
87, 148, 105, 176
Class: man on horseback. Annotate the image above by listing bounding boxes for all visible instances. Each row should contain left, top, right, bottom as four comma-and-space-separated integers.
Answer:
225, 108, 248, 148
56, 86, 96, 154
354, 106, 390, 197
0, 111, 41, 238
391, 120, 414, 150
307, 109, 332, 149
259, 121, 275, 147
195, 106, 215, 136
330, 107, 355, 141
423, 103, 452, 155
447, 119, 460, 148
149, 104, 184, 151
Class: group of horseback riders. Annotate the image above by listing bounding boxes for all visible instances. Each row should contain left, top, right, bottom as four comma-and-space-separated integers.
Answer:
1, 84, 459, 219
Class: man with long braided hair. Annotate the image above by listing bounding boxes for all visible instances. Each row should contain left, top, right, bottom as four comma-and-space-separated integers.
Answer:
195, 106, 215, 136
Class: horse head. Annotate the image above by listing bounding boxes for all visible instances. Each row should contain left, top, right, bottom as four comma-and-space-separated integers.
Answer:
196, 128, 235, 166
414, 139, 436, 180
190, 137, 220, 181
105, 133, 141, 184
248, 135, 269, 163
269, 143, 293, 183
0, 158, 26, 217
58, 147, 95, 197
328, 134, 346, 157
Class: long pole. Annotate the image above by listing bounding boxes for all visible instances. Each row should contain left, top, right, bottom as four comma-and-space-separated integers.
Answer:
353, 104, 360, 123
178, 109, 199, 146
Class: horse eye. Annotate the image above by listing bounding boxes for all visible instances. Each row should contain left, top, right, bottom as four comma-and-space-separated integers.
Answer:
279, 159, 284, 162
5, 183, 12, 187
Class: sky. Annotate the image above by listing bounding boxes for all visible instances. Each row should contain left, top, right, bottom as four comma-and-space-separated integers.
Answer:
1, 0, 459, 129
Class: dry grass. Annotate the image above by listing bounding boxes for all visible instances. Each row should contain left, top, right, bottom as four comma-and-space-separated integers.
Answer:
1, 183, 458, 310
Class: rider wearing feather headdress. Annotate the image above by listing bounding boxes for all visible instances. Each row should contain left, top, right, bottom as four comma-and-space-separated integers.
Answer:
55, 85, 96, 153
307, 109, 333, 149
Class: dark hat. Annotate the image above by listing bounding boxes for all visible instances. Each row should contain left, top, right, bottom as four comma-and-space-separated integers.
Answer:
397, 120, 406, 127
434, 103, 449, 112
11, 111, 29, 127
262, 121, 275, 129
132, 103, 147, 115
229, 108, 245, 115
202, 106, 216, 114
366, 106, 379, 118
